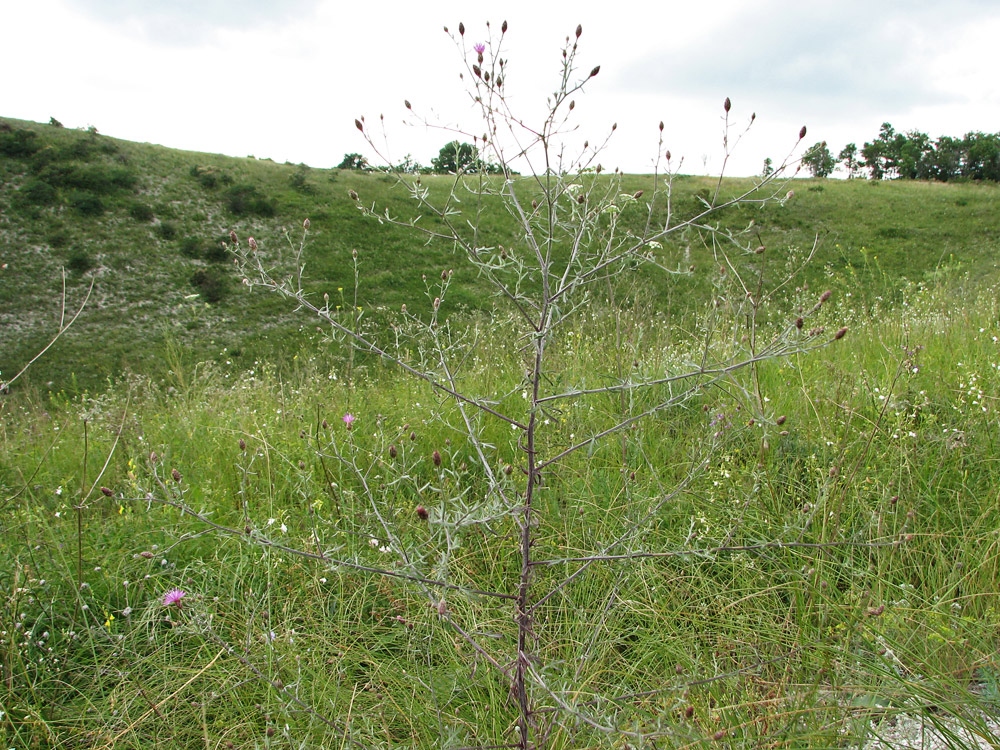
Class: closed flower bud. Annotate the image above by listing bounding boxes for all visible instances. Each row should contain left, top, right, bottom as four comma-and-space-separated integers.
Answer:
404, 99, 411, 109
150, 451, 159, 464
458, 22, 465, 36
437, 599, 447, 616
569, 100, 575, 110
229, 230, 238, 244
389, 444, 397, 458
348, 189, 358, 201
576, 24, 582, 38
248, 237, 257, 251
665, 150, 671, 161
633, 190, 643, 199
239, 438, 247, 451
504, 463, 513, 476
834, 326, 848, 340
441, 269, 448, 280
171, 468, 181, 482
410, 431, 416, 441
501, 20, 507, 33
302, 218, 310, 229
432, 450, 442, 467
819, 289, 832, 303
776, 415, 786, 425
355, 119, 364, 131
796, 317, 804, 329
590, 65, 601, 78
659, 121, 664, 132
100, 486, 113, 497
724, 96, 731, 113
685, 705, 695, 719
433, 297, 440, 309
799, 125, 807, 139
416, 505, 428, 520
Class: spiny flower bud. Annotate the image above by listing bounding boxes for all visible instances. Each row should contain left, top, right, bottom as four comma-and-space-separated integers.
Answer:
229, 230, 238, 244
352, 248, 358, 259
590, 65, 601, 78
799, 125, 807, 139
834, 326, 848, 340
611, 122, 617, 130
248, 237, 257, 251
576, 24, 582, 38
348, 189, 359, 201
724, 97, 731, 113
389, 444, 397, 459
433, 297, 440, 309
355, 119, 364, 131
819, 289, 833, 303
795, 317, 804, 329
473, 64, 481, 78
100, 486, 113, 497
171, 468, 181, 483
441, 269, 448, 280
432, 450, 442, 467
416, 505, 428, 520
239, 438, 247, 451
303, 218, 310, 229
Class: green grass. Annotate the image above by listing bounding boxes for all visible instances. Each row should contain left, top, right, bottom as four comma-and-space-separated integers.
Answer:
3, 115, 1000, 748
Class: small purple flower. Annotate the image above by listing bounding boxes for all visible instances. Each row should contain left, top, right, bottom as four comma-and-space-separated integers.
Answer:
343, 413, 355, 429
162, 588, 186, 607
474, 43, 485, 55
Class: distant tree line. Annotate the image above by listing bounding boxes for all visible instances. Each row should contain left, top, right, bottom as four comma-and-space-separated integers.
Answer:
799, 123, 1000, 181
338, 140, 503, 175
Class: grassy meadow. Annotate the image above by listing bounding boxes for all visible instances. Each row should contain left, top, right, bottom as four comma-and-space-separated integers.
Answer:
2, 117, 1000, 748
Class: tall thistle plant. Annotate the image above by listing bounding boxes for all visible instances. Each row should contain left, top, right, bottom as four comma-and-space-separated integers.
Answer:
162, 22, 862, 749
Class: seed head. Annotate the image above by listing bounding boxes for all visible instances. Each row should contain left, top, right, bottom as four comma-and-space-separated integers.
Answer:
416, 505, 428, 520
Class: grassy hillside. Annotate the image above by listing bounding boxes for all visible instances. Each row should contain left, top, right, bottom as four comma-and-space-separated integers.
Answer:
2, 115, 999, 394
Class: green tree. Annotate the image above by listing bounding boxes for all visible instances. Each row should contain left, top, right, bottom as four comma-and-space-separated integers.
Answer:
802, 141, 835, 178
431, 141, 478, 173
337, 153, 368, 170
838, 143, 861, 178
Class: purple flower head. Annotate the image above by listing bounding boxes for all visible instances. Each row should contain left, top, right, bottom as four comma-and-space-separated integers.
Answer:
343, 413, 355, 429
162, 588, 186, 607
474, 43, 485, 55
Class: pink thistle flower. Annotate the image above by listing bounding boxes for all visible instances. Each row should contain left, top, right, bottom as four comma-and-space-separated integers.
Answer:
343, 413, 355, 429
474, 43, 485, 54
162, 588, 186, 607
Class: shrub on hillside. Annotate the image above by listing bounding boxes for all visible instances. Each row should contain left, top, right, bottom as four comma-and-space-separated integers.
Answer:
68, 191, 104, 216
129, 202, 155, 222
17, 179, 57, 206
155, 221, 178, 240
66, 248, 94, 274
0, 127, 40, 157
190, 268, 227, 303
224, 184, 276, 217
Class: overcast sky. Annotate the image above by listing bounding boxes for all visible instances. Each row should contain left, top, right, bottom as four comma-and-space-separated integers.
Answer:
4, 0, 999, 176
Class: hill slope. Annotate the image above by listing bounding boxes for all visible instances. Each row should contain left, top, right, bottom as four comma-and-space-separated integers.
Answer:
2, 116, 999, 392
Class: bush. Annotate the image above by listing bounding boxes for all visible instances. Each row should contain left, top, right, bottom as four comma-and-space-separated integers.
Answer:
190, 268, 227, 303
129, 202, 155, 222
179, 237, 202, 258
0, 128, 39, 157
224, 184, 276, 217
17, 179, 57, 206
66, 248, 94, 274
68, 191, 104, 216
155, 221, 178, 240
47, 230, 70, 249
202, 241, 229, 263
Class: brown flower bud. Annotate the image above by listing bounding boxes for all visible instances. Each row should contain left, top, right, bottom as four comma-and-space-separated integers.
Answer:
799, 125, 807, 139
776, 415, 786, 426
100, 486, 113, 497
433, 297, 440, 309
724, 96, 731, 113
352, 248, 358, 259
229, 230, 238, 245
575, 24, 582, 38
501, 20, 507, 33
441, 269, 448, 281
416, 505, 428, 520
504, 463, 513, 475
348, 189, 358, 201
795, 317, 804, 329
404, 100, 411, 109
355, 119, 364, 131
659, 121, 664, 132
611, 122, 616, 130
819, 289, 832, 303
569, 100, 575, 110
755, 245, 765, 254
665, 150, 671, 161
458, 22, 465, 36
531, 199, 538, 209
248, 237, 257, 251
834, 326, 848, 340
713, 730, 727, 741
473, 64, 481, 78
171, 468, 181, 483
633, 190, 643, 199
303, 218, 310, 229
140, 550, 154, 559
685, 705, 695, 719
239, 438, 247, 451
437, 599, 447, 616
150, 451, 159, 464
590, 65, 601, 78
432, 450, 442, 467
389, 444, 397, 459
410, 431, 416, 442
577, 194, 585, 204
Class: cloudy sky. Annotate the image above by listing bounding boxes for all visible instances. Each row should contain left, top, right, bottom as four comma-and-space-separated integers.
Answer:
4, 0, 999, 176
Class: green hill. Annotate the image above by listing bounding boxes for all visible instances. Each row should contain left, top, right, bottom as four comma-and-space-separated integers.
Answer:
2, 115, 999, 392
